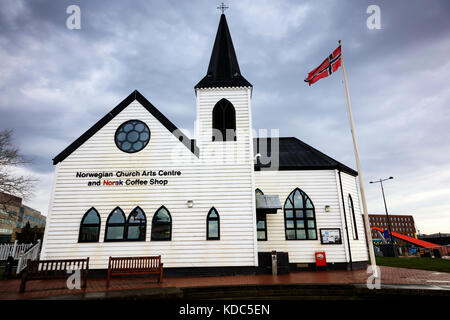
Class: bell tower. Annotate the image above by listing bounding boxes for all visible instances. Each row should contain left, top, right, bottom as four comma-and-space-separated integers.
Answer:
194, 13, 253, 164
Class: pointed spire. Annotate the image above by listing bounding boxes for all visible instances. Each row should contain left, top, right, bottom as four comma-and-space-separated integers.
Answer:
195, 14, 252, 89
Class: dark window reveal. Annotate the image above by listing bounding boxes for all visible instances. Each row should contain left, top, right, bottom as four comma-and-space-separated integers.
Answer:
115, 120, 150, 153
348, 195, 358, 240
206, 207, 220, 240
105, 207, 126, 241
212, 98, 236, 141
151, 206, 172, 241
78, 207, 101, 243
255, 188, 264, 196
127, 207, 147, 241
284, 188, 317, 240
257, 215, 267, 241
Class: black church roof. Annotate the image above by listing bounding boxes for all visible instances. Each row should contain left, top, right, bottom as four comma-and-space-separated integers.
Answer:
195, 14, 252, 89
254, 137, 357, 176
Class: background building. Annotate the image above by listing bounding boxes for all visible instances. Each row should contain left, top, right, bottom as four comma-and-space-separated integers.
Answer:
418, 233, 450, 246
364, 214, 416, 240
0, 192, 46, 243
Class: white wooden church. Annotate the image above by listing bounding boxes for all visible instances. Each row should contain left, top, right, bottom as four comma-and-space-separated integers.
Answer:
41, 13, 368, 274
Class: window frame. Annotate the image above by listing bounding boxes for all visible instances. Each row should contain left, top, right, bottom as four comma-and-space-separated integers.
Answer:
78, 207, 101, 243
206, 207, 220, 240
151, 205, 172, 241
114, 119, 151, 153
126, 206, 147, 242
104, 207, 126, 242
284, 188, 318, 241
348, 195, 358, 240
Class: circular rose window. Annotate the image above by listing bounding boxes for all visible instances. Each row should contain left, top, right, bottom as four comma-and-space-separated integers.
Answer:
115, 120, 150, 153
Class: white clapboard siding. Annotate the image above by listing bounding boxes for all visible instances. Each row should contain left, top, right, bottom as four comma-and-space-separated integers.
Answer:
41, 90, 258, 269
339, 172, 369, 262
255, 170, 349, 263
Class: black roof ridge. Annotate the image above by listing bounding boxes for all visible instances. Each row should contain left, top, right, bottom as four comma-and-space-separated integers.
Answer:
52, 90, 199, 165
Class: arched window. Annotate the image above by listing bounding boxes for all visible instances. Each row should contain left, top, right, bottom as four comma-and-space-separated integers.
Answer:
212, 98, 236, 141
127, 206, 147, 241
151, 206, 172, 241
255, 189, 267, 241
206, 207, 220, 240
284, 188, 317, 240
105, 207, 126, 242
348, 195, 358, 240
78, 207, 101, 243
255, 188, 264, 196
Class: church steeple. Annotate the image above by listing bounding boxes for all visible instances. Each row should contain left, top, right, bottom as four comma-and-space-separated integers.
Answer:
195, 14, 252, 89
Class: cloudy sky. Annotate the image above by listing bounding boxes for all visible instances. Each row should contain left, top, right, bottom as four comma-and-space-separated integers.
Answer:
1, 0, 449, 234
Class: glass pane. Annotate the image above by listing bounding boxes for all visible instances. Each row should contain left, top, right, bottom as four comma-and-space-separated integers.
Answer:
208, 209, 218, 218
286, 220, 294, 229
106, 226, 124, 240
296, 220, 304, 228
293, 190, 303, 208
127, 131, 139, 142
83, 209, 99, 224
306, 210, 314, 218
305, 198, 313, 209
133, 141, 143, 150
295, 210, 303, 218
116, 132, 126, 142
286, 229, 295, 240
109, 209, 125, 223
255, 189, 264, 196
135, 123, 145, 132
129, 208, 146, 223
140, 132, 149, 141
257, 220, 265, 229
80, 227, 98, 242
285, 210, 293, 218
307, 220, 315, 228
296, 229, 306, 239
257, 231, 266, 240
154, 208, 171, 222
127, 225, 145, 240
124, 123, 133, 132
208, 221, 219, 238
121, 141, 131, 151
151, 223, 170, 240
308, 229, 317, 239
284, 200, 293, 209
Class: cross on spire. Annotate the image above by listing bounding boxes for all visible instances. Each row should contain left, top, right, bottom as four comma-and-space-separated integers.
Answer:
217, 2, 229, 14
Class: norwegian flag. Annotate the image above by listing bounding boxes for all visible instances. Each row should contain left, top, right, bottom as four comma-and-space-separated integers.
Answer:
304, 45, 342, 86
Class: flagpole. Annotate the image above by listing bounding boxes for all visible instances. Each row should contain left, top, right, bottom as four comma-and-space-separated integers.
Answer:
339, 40, 378, 278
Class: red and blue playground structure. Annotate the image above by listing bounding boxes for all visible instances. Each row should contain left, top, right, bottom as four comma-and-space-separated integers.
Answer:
371, 227, 449, 257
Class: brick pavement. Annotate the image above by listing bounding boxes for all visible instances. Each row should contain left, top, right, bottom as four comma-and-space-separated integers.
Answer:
0, 266, 449, 300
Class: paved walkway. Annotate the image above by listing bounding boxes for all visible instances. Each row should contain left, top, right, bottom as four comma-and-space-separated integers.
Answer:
0, 266, 449, 300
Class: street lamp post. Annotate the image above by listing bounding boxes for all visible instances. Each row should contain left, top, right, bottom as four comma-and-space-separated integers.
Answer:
370, 177, 394, 246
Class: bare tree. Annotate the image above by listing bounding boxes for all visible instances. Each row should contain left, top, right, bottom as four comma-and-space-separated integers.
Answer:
0, 130, 37, 205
